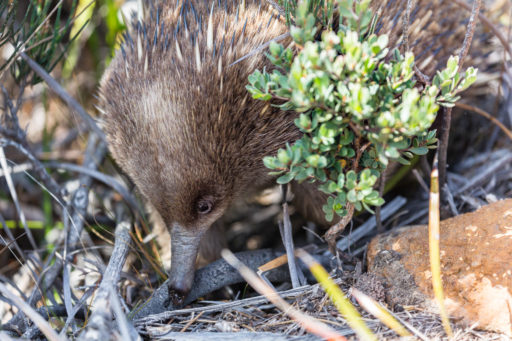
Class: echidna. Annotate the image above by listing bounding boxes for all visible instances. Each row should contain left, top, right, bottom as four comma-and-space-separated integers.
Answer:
99, 0, 487, 303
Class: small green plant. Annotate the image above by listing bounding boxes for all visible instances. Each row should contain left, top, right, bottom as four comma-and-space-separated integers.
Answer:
0, 0, 81, 84
247, 0, 477, 223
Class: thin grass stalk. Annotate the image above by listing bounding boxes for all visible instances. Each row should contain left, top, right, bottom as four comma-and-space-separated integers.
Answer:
350, 288, 411, 337
296, 249, 377, 341
429, 158, 453, 337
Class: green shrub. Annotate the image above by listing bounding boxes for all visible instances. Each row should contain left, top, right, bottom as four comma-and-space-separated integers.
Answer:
247, 0, 477, 222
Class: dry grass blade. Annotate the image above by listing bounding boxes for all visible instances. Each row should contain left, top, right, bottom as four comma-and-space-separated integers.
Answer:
429, 158, 453, 337
0, 283, 66, 341
296, 249, 377, 341
257, 254, 289, 273
179, 311, 205, 332
0, 146, 37, 250
350, 288, 411, 337
221, 249, 347, 341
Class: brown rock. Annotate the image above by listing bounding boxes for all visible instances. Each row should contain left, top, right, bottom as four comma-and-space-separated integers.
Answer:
367, 199, 512, 336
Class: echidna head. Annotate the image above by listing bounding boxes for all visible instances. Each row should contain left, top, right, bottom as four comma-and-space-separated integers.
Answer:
99, 0, 296, 303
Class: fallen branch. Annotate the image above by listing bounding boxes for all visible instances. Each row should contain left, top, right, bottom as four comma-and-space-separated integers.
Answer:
131, 249, 292, 320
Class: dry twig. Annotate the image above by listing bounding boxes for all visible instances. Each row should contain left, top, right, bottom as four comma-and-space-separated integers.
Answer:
438, 0, 482, 201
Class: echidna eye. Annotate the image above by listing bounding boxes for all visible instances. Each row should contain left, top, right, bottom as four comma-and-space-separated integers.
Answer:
197, 199, 213, 214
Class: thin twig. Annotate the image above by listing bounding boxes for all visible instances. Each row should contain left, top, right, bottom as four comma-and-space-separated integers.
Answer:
322, 196, 407, 256
454, 102, 512, 140
228, 32, 290, 67
44, 161, 141, 214
452, 0, 512, 61
437, 0, 482, 200
454, 152, 512, 195
179, 311, 205, 332
457, 0, 482, 72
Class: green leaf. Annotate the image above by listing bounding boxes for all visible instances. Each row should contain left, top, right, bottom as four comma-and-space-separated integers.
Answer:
410, 146, 428, 155
306, 154, 328, 168
277, 173, 294, 184
346, 170, 357, 189
263, 156, 278, 169
337, 173, 345, 188
277, 149, 291, 165
347, 189, 357, 203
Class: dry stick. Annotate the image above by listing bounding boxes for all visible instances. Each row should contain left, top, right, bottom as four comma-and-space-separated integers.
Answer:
452, 0, 512, 61
19, 52, 106, 142
280, 185, 301, 288
221, 249, 347, 341
324, 203, 354, 255
437, 0, 481, 201
0, 87, 66, 203
79, 218, 137, 341
179, 311, 205, 332
0, 283, 66, 341
454, 102, 512, 140
61, 207, 76, 333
